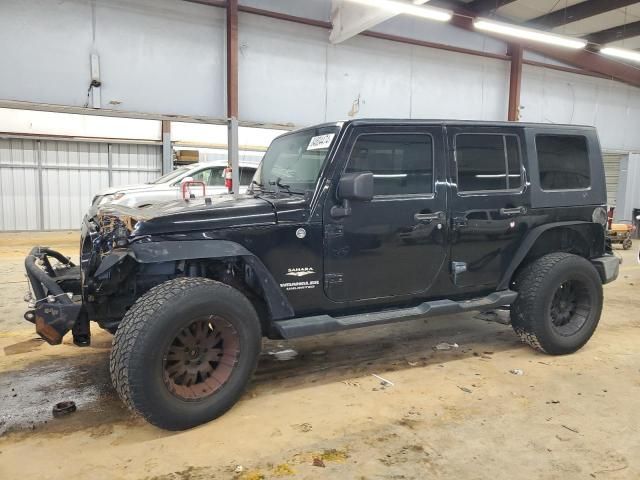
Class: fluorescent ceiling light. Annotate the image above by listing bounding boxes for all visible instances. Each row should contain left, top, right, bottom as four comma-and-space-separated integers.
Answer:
600, 47, 640, 63
474, 18, 587, 49
346, 0, 452, 22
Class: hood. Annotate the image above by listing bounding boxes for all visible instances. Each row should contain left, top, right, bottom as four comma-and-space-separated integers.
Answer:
97, 183, 168, 196
97, 194, 277, 236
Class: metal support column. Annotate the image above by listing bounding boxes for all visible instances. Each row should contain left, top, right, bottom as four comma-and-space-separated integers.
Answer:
228, 117, 239, 199
36, 140, 45, 230
107, 143, 114, 187
227, 0, 240, 199
508, 43, 523, 122
162, 120, 172, 174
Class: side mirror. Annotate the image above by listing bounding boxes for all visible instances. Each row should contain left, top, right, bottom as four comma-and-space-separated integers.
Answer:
180, 176, 194, 184
337, 172, 374, 201
332, 172, 374, 218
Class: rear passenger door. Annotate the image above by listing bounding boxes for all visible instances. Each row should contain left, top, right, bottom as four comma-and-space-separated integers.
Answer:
448, 126, 530, 291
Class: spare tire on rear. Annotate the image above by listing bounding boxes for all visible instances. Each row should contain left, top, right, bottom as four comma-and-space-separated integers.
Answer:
109, 277, 262, 430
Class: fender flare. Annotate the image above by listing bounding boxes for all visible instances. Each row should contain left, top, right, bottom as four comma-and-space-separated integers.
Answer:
127, 240, 295, 320
497, 221, 601, 291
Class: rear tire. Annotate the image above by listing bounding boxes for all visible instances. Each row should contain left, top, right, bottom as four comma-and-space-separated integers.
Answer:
511, 253, 602, 355
622, 238, 632, 250
109, 277, 261, 430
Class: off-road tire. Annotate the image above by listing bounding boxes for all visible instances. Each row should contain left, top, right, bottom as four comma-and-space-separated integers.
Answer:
110, 277, 262, 430
511, 253, 603, 355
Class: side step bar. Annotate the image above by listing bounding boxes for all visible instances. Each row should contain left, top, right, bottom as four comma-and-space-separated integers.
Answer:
275, 290, 518, 339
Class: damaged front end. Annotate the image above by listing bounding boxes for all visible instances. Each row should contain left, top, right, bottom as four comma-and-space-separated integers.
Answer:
24, 207, 142, 346
24, 247, 86, 345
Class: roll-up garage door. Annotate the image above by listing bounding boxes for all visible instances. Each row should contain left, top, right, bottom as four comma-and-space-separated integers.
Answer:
0, 138, 162, 231
603, 153, 624, 208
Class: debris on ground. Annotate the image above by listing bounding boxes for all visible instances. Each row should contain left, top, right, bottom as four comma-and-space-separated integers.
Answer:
291, 423, 313, 433
234, 465, 244, 474
269, 349, 298, 361
341, 380, 360, 387
407, 361, 419, 367
52, 401, 76, 418
310, 350, 326, 356
434, 342, 459, 351
561, 424, 580, 434
547, 400, 561, 404
510, 369, 524, 376
312, 457, 326, 468
474, 310, 511, 325
372, 373, 394, 387
458, 386, 472, 394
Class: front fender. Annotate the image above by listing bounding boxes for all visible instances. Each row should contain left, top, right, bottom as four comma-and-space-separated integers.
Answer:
129, 240, 294, 320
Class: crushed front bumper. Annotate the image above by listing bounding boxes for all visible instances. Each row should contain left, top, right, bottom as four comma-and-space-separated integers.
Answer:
24, 247, 84, 345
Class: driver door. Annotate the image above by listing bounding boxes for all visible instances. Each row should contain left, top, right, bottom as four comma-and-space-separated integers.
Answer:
323, 125, 448, 303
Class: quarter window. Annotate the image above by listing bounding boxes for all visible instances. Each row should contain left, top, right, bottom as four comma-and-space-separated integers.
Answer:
455, 134, 523, 193
536, 135, 590, 190
345, 134, 434, 196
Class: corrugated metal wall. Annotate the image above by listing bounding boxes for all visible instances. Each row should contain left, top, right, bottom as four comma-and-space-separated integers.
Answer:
603, 153, 625, 208
0, 138, 161, 231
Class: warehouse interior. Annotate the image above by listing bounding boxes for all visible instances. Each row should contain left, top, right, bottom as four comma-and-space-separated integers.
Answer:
1, 0, 640, 478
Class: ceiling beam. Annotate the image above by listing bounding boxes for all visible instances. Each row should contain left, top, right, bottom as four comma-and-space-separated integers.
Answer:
329, 0, 430, 44
530, 0, 640, 29
586, 20, 640, 45
465, 0, 518, 14
450, 13, 640, 87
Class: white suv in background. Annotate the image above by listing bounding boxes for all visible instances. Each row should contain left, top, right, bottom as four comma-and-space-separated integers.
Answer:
91, 160, 259, 209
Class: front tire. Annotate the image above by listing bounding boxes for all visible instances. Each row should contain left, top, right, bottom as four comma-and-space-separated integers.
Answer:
109, 277, 262, 430
511, 253, 603, 355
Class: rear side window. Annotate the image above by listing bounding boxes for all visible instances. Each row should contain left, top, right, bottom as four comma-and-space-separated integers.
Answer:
536, 135, 590, 190
455, 134, 522, 192
346, 133, 433, 196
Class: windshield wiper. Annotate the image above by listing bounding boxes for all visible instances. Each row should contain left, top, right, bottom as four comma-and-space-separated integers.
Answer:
268, 177, 303, 195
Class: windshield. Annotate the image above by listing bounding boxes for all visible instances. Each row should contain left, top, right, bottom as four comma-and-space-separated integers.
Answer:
148, 166, 190, 184
252, 126, 339, 194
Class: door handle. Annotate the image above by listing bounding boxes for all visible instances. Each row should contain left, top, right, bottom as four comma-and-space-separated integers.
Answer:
500, 207, 527, 216
414, 211, 444, 223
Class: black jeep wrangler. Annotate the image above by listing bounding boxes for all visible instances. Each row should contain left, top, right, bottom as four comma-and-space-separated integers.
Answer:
25, 119, 619, 430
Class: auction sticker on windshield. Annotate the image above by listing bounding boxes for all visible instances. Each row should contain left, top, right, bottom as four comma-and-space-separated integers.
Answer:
307, 134, 335, 151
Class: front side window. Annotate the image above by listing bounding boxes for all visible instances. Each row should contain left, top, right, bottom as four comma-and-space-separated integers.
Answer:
253, 126, 339, 194
536, 135, 590, 190
455, 134, 523, 193
345, 133, 434, 196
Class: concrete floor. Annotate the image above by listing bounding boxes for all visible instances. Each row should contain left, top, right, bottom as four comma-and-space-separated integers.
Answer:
0, 232, 639, 480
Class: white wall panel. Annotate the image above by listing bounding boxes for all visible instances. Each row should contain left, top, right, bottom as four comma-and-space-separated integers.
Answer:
326, 36, 412, 119
240, 0, 331, 22
240, 12, 511, 125
0, 0, 225, 117
410, 47, 509, 121
239, 14, 329, 125
0, 0, 93, 107
521, 65, 640, 151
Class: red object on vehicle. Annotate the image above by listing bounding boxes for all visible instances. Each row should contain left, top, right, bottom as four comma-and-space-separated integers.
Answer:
181, 181, 206, 200
224, 167, 233, 192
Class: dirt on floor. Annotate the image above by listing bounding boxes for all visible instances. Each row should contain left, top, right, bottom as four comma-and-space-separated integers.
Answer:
0, 233, 639, 480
